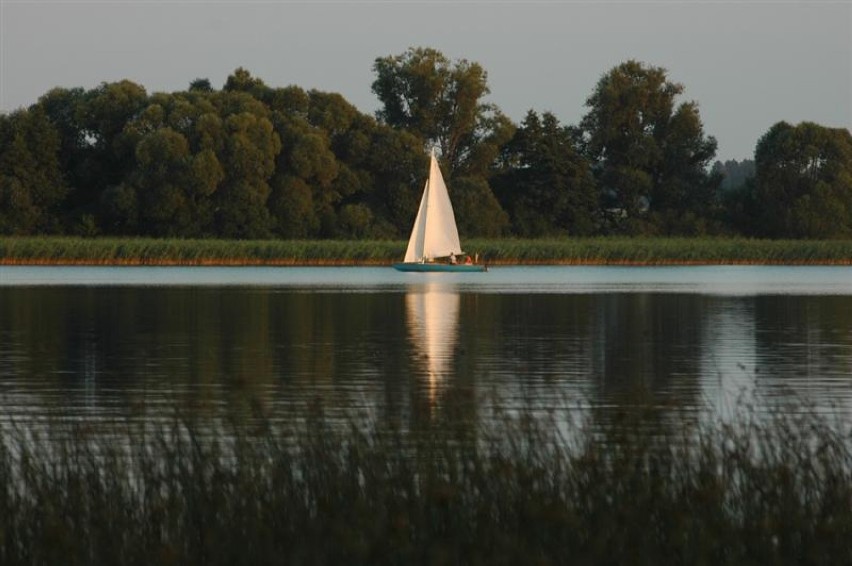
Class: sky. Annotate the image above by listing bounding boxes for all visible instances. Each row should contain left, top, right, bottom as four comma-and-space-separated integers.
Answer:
1, 0, 850, 162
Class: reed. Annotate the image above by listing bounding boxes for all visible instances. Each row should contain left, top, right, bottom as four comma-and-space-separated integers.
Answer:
0, 237, 404, 265
1, 402, 850, 565
467, 237, 852, 264
1, 236, 851, 265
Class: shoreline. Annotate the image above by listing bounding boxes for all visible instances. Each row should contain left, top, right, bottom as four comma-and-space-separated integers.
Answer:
2, 258, 851, 267
2, 236, 851, 267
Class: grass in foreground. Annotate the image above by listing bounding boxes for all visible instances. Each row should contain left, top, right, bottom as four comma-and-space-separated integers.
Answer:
1, 236, 851, 265
1, 404, 850, 565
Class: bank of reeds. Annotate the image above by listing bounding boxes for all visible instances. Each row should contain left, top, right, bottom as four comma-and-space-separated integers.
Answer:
469, 237, 852, 265
1, 236, 851, 265
0, 237, 402, 265
1, 404, 850, 565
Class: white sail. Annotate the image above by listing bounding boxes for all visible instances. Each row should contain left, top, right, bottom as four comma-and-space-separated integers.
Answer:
402, 152, 462, 263
403, 180, 430, 263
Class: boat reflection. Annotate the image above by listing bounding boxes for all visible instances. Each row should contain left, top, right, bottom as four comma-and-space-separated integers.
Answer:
405, 283, 460, 405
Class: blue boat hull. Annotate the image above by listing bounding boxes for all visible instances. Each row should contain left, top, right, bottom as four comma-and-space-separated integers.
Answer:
393, 262, 487, 273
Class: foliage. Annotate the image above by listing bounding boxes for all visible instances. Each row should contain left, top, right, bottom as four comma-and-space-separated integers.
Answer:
447, 175, 509, 237
0, 402, 850, 565
371, 46, 514, 177
576, 60, 721, 234
370, 47, 515, 237
0, 52, 848, 240
744, 122, 852, 238
0, 107, 68, 234
493, 110, 598, 236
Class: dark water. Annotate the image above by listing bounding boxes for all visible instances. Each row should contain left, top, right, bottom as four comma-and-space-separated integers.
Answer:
1, 266, 851, 432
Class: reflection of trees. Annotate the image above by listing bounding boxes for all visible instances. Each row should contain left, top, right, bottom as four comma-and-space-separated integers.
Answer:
0, 286, 416, 428
752, 296, 852, 410
699, 297, 758, 416
4, 285, 850, 435
588, 294, 706, 432
591, 295, 703, 398
0, 287, 279, 419
480, 294, 595, 407
270, 292, 409, 425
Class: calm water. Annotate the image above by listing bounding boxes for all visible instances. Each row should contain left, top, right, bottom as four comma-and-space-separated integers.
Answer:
1, 266, 851, 432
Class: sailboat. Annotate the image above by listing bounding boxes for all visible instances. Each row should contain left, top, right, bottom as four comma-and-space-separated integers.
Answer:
393, 150, 487, 272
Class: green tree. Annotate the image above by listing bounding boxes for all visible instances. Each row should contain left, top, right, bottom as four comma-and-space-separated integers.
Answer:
307, 91, 408, 238
130, 128, 194, 235
269, 176, 319, 238
213, 105, 281, 238
749, 122, 852, 238
577, 60, 719, 234
35, 87, 87, 198
108, 91, 227, 236
0, 107, 68, 234
189, 78, 213, 93
337, 203, 375, 238
494, 110, 597, 236
223, 67, 268, 99
267, 93, 339, 237
69, 80, 149, 232
449, 175, 509, 237
372, 47, 512, 176
363, 125, 427, 237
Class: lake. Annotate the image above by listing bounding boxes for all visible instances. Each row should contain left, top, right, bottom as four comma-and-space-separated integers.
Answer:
2, 265, 851, 434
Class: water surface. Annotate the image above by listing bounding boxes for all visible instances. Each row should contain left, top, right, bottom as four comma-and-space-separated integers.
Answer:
1, 265, 851, 433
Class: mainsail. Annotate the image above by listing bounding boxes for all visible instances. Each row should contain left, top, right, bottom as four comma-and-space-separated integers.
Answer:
403, 152, 463, 263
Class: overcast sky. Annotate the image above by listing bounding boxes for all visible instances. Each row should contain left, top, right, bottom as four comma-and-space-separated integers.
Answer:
1, 0, 849, 161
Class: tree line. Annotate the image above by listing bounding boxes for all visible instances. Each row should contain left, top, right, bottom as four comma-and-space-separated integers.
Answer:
1, 47, 850, 239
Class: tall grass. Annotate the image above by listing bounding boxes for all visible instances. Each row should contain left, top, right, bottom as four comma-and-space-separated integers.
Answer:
1, 236, 851, 265
0, 237, 404, 265
467, 237, 852, 264
1, 403, 850, 565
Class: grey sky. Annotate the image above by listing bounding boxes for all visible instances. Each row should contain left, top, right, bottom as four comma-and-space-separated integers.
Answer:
1, 0, 850, 161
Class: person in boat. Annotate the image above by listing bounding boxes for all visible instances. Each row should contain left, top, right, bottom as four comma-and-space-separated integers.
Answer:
464, 255, 472, 265
450, 252, 457, 264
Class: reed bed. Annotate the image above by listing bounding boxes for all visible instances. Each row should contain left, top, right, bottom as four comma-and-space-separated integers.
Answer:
1, 404, 850, 565
0, 237, 403, 265
1, 236, 851, 265
466, 237, 852, 265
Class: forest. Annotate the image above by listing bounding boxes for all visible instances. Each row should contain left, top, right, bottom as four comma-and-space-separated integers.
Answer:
1, 47, 850, 240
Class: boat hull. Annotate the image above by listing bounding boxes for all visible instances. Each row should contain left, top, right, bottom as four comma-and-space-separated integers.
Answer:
393, 262, 487, 273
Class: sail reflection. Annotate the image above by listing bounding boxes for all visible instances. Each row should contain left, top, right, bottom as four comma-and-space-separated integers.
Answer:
405, 283, 460, 404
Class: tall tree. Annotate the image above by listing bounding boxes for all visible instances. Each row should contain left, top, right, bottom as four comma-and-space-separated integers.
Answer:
105, 91, 228, 236
213, 98, 281, 238
371, 47, 512, 176
494, 110, 597, 236
577, 60, 719, 234
363, 125, 428, 237
0, 107, 68, 234
266, 87, 340, 238
189, 78, 213, 93
448, 175, 509, 237
223, 67, 268, 99
35, 87, 87, 195
750, 122, 852, 238
70, 80, 149, 231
